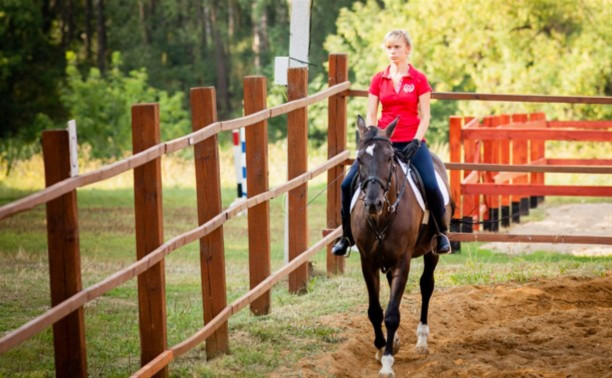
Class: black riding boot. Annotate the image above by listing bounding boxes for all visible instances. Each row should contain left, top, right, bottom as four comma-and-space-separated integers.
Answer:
435, 219, 452, 254
332, 211, 354, 257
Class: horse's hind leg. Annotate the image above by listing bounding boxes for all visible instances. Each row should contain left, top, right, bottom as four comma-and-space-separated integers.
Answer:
380, 256, 411, 378
361, 262, 386, 359
416, 252, 439, 354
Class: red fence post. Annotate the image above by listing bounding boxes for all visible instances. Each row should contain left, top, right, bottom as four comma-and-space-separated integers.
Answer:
499, 114, 512, 227
243, 76, 271, 314
287, 67, 309, 294
449, 115, 463, 250
190, 87, 229, 357
482, 116, 494, 230
512, 113, 530, 217
42, 130, 87, 378
490, 115, 501, 231
530, 112, 547, 206
327, 53, 347, 276
462, 116, 479, 232
131, 103, 168, 378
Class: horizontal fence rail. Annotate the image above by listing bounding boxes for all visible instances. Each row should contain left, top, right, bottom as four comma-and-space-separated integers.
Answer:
347, 90, 612, 104
0, 81, 351, 222
450, 232, 612, 245
131, 228, 342, 378
0, 151, 349, 354
445, 162, 612, 174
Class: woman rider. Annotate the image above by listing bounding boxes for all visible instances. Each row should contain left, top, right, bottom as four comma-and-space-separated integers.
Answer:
331, 29, 451, 256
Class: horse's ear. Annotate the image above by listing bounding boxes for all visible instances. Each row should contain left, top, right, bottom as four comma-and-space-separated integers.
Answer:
385, 116, 400, 139
357, 115, 367, 140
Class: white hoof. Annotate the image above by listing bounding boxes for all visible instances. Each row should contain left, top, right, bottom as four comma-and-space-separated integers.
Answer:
392, 334, 401, 355
378, 355, 395, 377
415, 322, 429, 354
375, 347, 384, 361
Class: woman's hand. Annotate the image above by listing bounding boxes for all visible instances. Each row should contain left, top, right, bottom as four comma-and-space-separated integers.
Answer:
401, 138, 421, 161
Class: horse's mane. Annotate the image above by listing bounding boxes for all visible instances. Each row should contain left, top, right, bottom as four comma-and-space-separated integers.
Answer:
359, 126, 389, 149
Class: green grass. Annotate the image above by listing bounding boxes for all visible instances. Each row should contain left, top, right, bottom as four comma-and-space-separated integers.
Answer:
1, 184, 611, 377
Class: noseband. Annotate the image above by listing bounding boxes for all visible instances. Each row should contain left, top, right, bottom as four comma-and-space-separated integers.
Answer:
359, 136, 395, 206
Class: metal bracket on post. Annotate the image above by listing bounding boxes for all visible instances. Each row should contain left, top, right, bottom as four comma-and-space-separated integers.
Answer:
67, 120, 79, 177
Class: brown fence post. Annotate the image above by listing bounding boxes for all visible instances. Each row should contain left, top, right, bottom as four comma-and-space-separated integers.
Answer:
132, 103, 168, 377
530, 112, 546, 206
42, 130, 87, 378
327, 53, 347, 275
499, 114, 512, 227
244, 76, 271, 314
190, 87, 229, 357
287, 67, 309, 294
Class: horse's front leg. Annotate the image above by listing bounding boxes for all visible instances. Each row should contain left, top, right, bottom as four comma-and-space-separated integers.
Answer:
379, 255, 410, 378
360, 259, 386, 359
416, 251, 439, 354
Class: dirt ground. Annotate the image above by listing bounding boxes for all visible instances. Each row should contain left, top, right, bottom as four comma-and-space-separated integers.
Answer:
285, 275, 612, 377
481, 202, 612, 256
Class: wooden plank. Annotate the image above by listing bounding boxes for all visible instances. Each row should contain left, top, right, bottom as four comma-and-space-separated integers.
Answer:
548, 120, 612, 129
449, 232, 612, 245
530, 113, 546, 192
495, 120, 546, 129
0, 152, 349, 354
498, 114, 511, 206
461, 117, 479, 223
131, 103, 168, 378
287, 67, 309, 294
326, 53, 347, 276
547, 158, 612, 166
483, 116, 499, 207
130, 350, 174, 378
244, 76, 271, 315
42, 130, 87, 378
449, 116, 462, 217
270, 81, 350, 117
190, 87, 229, 358
446, 162, 612, 174
462, 183, 612, 197
347, 90, 612, 104
511, 114, 529, 203
463, 127, 611, 141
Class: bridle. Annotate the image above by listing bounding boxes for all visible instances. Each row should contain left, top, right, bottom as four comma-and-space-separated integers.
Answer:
358, 136, 411, 259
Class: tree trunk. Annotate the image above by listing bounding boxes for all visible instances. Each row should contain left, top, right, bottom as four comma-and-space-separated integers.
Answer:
85, 0, 93, 64
95, 0, 106, 72
209, 0, 231, 116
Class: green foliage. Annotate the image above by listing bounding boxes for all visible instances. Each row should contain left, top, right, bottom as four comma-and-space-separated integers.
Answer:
60, 51, 189, 160
324, 0, 612, 143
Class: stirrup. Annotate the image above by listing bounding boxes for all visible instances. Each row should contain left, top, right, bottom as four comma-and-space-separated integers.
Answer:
431, 233, 452, 255
331, 237, 352, 258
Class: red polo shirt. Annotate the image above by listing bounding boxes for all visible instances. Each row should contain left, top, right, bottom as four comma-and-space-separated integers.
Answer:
368, 64, 432, 142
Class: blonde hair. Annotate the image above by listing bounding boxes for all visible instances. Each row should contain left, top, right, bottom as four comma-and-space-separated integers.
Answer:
382, 30, 412, 48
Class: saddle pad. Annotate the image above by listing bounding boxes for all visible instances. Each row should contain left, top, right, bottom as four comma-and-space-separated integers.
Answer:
350, 161, 450, 213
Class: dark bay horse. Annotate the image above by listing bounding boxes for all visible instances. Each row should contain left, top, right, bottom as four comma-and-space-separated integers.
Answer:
351, 116, 452, 377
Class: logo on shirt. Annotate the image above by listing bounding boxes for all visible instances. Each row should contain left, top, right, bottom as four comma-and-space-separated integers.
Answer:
403, 84, 415, 93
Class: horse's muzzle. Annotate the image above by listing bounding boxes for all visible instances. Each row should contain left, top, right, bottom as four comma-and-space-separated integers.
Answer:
364, 198, 384, 215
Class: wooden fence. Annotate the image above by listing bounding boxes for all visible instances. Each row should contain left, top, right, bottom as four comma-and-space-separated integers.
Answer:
1, 52, 612, 377
0, 55, 351, 377
448, 114, 612, 236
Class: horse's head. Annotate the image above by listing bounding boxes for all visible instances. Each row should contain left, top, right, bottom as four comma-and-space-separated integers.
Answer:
356, 115, 399, 216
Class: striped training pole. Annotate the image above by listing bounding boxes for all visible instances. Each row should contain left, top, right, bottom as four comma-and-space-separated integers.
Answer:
232, 128, 247, 200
